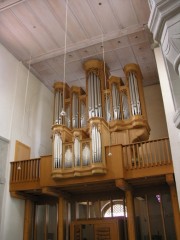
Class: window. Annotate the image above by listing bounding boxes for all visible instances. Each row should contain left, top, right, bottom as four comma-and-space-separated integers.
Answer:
102, 200, 127, 218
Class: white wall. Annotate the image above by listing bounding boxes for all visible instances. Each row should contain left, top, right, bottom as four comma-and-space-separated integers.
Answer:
144, 84, 168, 140
0, 43, 53, 240
154, 47, 180, 207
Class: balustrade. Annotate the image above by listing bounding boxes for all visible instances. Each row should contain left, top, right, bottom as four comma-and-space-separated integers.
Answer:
10, 158, 40, 183
122, 138, 172, 170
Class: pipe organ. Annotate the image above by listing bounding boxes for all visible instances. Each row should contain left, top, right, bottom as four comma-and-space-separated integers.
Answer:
51, 60, 150, 179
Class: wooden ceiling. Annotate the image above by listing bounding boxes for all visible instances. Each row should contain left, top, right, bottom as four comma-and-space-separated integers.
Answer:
0, 0, 159, 91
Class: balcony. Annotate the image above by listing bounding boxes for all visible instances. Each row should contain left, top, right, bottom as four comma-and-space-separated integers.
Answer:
9, 138, 174, 195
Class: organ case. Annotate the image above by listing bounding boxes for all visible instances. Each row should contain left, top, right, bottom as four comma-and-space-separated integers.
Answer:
51, 60, 150, 179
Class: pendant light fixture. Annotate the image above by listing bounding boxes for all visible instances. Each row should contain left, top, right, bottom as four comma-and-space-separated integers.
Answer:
18, 54, 32, 170
101, 34, 112, 157
60, 0, 69, 117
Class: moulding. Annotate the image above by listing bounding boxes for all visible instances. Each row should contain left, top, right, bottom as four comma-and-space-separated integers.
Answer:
173, 108, 180, 129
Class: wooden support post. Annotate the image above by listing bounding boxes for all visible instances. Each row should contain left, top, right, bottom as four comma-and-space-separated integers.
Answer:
23, 199, 33, 240
166, 174, 180, 239
58, 196, 65, 240
125, 190, 136, 240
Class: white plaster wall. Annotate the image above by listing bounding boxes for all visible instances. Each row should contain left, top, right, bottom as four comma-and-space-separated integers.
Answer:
0, 43, 53, 240
154, 47, 180, 207
144, 84, 168, 140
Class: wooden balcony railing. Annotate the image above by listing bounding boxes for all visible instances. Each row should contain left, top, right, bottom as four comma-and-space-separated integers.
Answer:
9, 138, 174, 192
122, 138, 173, 178
10, 158, 40, 191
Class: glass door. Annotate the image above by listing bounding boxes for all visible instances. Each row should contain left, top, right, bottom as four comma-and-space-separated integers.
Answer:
34, 204, 57, 240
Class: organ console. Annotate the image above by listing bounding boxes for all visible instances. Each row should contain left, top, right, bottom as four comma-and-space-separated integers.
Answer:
51, 60, 150, 179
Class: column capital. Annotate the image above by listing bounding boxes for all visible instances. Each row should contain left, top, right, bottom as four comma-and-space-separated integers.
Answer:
148, 0, 180, 74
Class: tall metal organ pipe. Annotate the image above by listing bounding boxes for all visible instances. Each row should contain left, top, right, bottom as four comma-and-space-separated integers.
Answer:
105, 94, 111, 121
80, 102, 86, 127
72, 93, 78, 128
129, 72, 141, 115
54, 90, 63, 124
88, 72, 102, 118
112, 83, 121, 120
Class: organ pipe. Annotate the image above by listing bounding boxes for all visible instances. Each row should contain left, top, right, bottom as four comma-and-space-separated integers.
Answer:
112, 83, 121, 120
72, 92, 78, 128
54, 90, 63, 124
80, 101, 86, 127
121, 91, 130, 119
84, 60, 108, 120
92, 125, 102, 163
82, 144, 90, 166
53, 133, 62, 168
105, 94, 111, 122
74, 137, 80, 167
65, 103, 71, 128
64, 146, 72, 168
128, 72, 141, 116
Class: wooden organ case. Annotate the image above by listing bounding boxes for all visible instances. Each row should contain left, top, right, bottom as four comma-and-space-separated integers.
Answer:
51, 59, 150, 180
51, 60, 150, 185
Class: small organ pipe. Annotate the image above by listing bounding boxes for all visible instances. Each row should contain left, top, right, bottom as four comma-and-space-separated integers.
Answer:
96, 126, 100, 162
92, 125, 96, 163
98, 128, 101, 162
95, 126, 98, 162
91, 127, 93, 162
88, 73, 91, 118
59, 135, 62, 167
91, 73, 94, 117
53, 134, 56, 167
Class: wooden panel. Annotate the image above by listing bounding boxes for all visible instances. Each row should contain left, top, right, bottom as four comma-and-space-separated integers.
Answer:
110, 0, 138, 27
88, 0, 119, 33
14, 140, 30, 161
71, 218, 120, 240
68, 0, 100, 37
